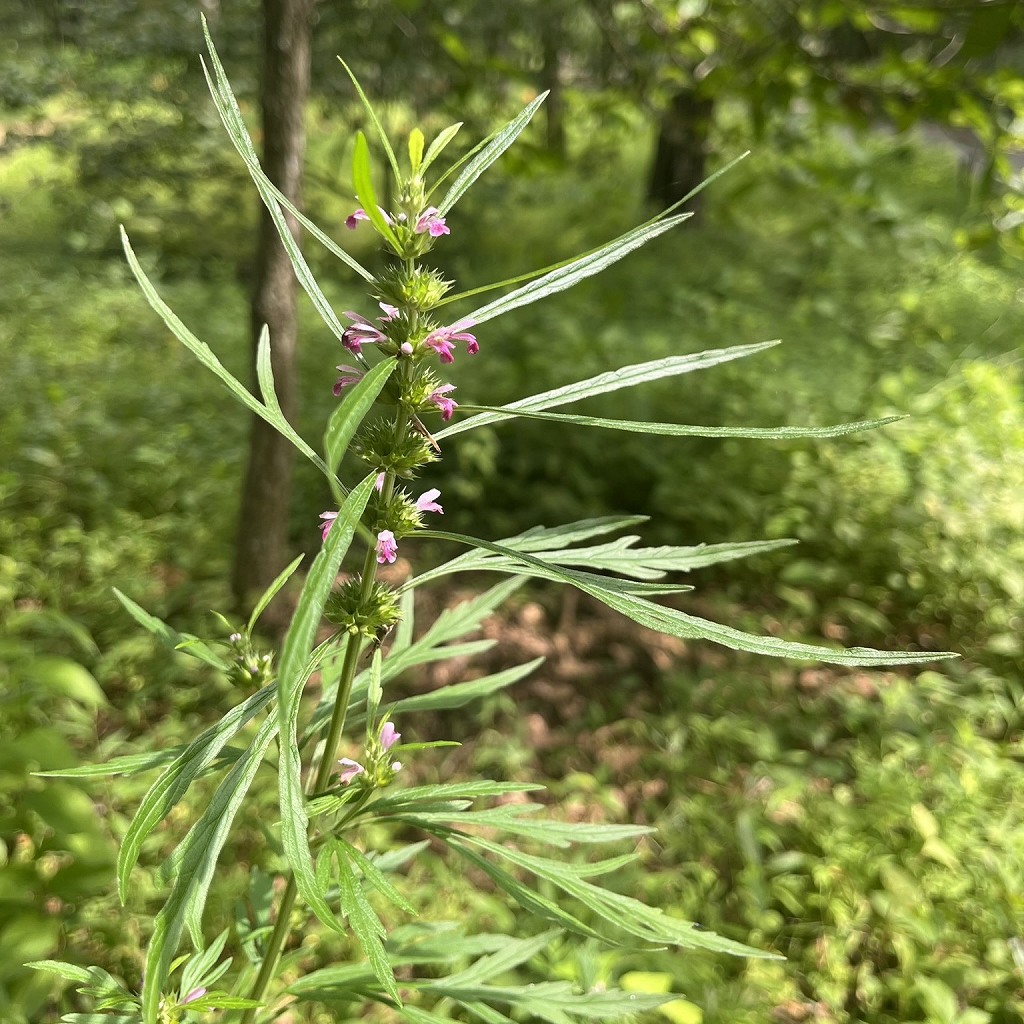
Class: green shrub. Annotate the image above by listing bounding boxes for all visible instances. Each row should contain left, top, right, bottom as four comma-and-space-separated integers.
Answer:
768, 359, 1024, 661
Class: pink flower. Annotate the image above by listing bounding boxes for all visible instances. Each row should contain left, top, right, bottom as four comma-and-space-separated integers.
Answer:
319, 511, 338, 541
345, 208, 370, 230
345, 206, 394, 229
416, 488, 443, 515
376, 530, 398, 564
182, 988, 207, 1006
338, 757, 365, 784
341, 311, 387, 354
379, 302, 400, 320
333, 364, 363, 396
380, 721, 401, 750
415, 207, 450, 237
428, 383, 458, 421
423, 321, 478, 364
374, 472, 386, 492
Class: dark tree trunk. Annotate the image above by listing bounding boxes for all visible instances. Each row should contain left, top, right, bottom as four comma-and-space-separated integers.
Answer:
231, 0, 314, 615
646, 88, 714, 213
540, 11, 566, 158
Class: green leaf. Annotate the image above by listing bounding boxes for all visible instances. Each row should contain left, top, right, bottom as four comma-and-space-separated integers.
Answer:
412, 523, 793, 588
463, 215, 690, 327
459, 405, 904, 440
36, 748, 180, 779
353, 132, 402, 251
432, 981, 675, 1023
390, 658, 544, 715
201, 19, 373, 283
142, 715, 278, 1024
60, 1015, 139, 1024
277, 472, 377, 936
338, 57, 402, 181
336, 844, 402, 1002
325, 358, 397, 479
427, 930, 559, 988
446, 535, 797, 581
408, 128, 425, 174
117, 683, 276, 904
25, 961, 93, 985
112, 588, 227, 670
338, 839, 416, 915
121, 230, 335, 482
179, 929, 230, 1000
456, 835, 770, 958
370, 780, 544, 816
437, 92, 548, 214
436, 343, 780, 440
421, 122, 463, 176
410, 809, 655, 849
421, 532, 958, 667
248, 554, 304, 633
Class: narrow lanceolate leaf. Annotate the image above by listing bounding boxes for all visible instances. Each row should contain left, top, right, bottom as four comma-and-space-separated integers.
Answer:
426, 931, 559, 989
436, 535, 797, 582
408, 809, 655, 849
421, 121, 463, 176
25, 962, 94, 985
112, 588, 227, 670
201, 28, 371, 347
423, 532, 958, 667
456, 835, 770, 959
389, 658, 544, 715
278, 472, 377, 935
325, 358, 396, 477
352, 132, 402, 250
255, 326, 282, 417
436, 342, 780, 440
118, 682, 276, 903
248, 553, 304, 632
464, 214, 690, 328
142, 715, 278, 1024
200, 23, 372, 282
338, 57, 402, 181
414, 521, 793, 585
121, 229, 333, 479
369, 781, 544, 817
437, 92, 548, 214
338, 839, 416, 915
336, 846, 402, 1002
458, 405, 905, 440
36, 748, 181, 779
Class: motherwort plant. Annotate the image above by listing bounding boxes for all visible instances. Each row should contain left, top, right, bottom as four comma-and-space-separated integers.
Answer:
32, 20, 953, 1024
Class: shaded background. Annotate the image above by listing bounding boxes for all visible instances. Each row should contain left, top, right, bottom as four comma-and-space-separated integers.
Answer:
1, 2, 1023, 1022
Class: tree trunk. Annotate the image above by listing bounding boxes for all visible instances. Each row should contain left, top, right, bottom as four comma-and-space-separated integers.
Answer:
646, 88, 714, 213
231, 0, 314, 616
540, 10, 566, 158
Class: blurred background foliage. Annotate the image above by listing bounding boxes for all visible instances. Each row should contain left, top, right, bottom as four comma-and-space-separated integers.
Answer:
1, 1, 1022, 1022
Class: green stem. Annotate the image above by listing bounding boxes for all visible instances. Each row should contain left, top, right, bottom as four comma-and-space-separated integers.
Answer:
238, 629, 367, 1024
240, 277, 423, 1023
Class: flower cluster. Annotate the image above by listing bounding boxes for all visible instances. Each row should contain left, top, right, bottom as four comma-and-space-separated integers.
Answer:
338, 720, 403, 788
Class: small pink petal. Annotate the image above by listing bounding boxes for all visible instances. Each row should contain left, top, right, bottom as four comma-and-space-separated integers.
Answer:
319, 511, 338, 541
345, 208, 369, 230
416, 488, 443, 514
376, 530, 398, 564
338, 758, 365, 784
380, 721, 401, 750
